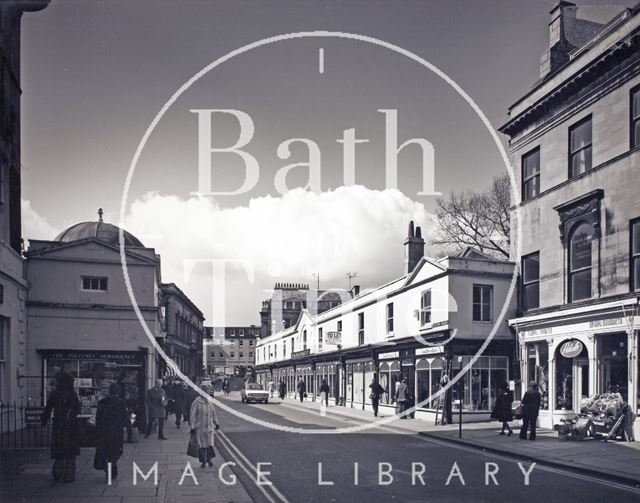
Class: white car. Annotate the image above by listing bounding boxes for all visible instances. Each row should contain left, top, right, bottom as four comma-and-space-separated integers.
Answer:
241, 383, 269, 404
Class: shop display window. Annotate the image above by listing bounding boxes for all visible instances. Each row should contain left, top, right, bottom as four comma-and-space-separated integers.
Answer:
453, 356, 508, 412
526, 343, 549, 409
416, 358, 444, 409
378, 361, 400, 405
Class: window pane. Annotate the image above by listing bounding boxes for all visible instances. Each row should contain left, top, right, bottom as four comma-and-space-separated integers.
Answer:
473, 304, 481, 321
524, 177, 539, 200
482, 301, 491, 322
524, 282, 540, 310
571, 269, 592, 301
570, 225, 593, 271
523, 254, 540, 283
571, 145, 592, 177
417, 369, 429, 405
634, 257, 640, 291
633, 90, 640, 119
570, 119, 591, 152
523, 149, 540, 179
472, 286, 481, 304
634, 120, 640, 149
633, 221, 640, 255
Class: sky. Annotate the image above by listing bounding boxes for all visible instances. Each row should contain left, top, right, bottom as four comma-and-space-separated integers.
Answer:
18, 0, 635, 325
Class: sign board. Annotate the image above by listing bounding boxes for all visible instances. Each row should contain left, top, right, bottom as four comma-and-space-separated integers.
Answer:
24, 406, 44, 425
325, 331, 341, 345
291, 349, 310, 359
560, 339, 584, 359
416, 345, 444, 356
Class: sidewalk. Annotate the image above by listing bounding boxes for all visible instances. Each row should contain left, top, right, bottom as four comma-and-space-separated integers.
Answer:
0, 416, 252, 503
277, 396, 640, 485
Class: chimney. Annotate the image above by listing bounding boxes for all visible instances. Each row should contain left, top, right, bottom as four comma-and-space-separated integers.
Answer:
404, 220, 425, 274
350, 285, 360, 298
539, 1, 578, 79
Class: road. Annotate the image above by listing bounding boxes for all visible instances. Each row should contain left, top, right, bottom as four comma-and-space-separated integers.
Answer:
212, 393, 640, 503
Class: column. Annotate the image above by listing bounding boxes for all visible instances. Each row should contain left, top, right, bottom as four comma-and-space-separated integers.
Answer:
587, 334, 597, 397
547, 339, 555, 414
627, 328, 636, 410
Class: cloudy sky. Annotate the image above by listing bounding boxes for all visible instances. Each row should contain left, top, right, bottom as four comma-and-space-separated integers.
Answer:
19, 0, 633, 325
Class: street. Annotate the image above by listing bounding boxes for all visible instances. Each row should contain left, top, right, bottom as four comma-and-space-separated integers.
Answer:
214, 393, 640, 503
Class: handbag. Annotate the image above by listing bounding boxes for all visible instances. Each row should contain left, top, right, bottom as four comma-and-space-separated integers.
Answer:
187, 431, 200, 459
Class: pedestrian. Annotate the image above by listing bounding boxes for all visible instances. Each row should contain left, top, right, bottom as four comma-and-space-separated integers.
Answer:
320, 379, 330, 407
491, 383, 513, 436
369, 376, 386, 417
622, 402, 636, 441
222, 377, 229, 396
184, 380, 198, 426
278, 379, 286, 400
163, 379, 174, 420
394, 378, 410, 419
41, 372, 81, 483
172, 380, 186, 428
190, 392, 220, 468
297, 378, 306, 402
94, 383, 130, 480
145, 379, 168, 440
519, 381, 542, 441
268, 381, 275, 398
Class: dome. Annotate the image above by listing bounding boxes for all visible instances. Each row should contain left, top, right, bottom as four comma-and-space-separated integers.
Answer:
55, 221, 144, 247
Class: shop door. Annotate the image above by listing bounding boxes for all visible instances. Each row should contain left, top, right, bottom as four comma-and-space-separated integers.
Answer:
603, 358, 629, 400
401, 361, 415, 418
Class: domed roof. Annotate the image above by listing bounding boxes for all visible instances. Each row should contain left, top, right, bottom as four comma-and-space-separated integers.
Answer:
55, 221, 144, 248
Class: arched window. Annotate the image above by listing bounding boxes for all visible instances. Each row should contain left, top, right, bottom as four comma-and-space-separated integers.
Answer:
569, 222, 594, 302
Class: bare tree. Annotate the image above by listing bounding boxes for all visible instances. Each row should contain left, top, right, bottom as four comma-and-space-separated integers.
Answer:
433, 175, 510, 259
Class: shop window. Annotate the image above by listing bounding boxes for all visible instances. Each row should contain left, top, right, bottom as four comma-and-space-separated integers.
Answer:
522, 252, 540, 311
569, 116, 592, 178
632, 219, 640, 291
599, 333, 628, 401
632, 85, 640, 149
472, 285, 492, 322
568, 222, 594, 302
453, 356, 508, 412
420, 290, 431, 325
522, 147, 540, 201
416, 358, 444, 409
378, 361, 400, 405
386, 303, 394, 334
555, 341, 588, 410
526, 342, 549, 409
82, 276, 107, 291
358, 312, 364, 345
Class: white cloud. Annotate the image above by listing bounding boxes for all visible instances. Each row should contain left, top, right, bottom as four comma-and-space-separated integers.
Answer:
125, 186, 433, 325
21, 199, 59, 241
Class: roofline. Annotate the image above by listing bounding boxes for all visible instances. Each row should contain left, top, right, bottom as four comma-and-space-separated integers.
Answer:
160, 282, 205, 320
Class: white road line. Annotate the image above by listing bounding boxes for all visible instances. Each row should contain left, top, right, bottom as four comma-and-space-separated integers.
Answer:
278, 402, 640, 494
218, 430, 291, 503
318, 47, 325, 74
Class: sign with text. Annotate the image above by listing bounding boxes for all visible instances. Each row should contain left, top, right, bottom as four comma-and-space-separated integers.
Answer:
325, 331, 342, 346
560, 339, 584, 359
24, 407, 44, 425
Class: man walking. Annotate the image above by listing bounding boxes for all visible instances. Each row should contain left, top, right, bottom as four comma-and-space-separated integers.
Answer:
394, 378, 410, 419
369, 376, 385, 417
519, 381, 542, 441
172, 380, 186, 428
145, 379, 167, 440
297, 378, 306, 403
319, 379, 330, 407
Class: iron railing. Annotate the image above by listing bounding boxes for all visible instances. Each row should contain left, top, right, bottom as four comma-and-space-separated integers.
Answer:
0, 402, 50, 449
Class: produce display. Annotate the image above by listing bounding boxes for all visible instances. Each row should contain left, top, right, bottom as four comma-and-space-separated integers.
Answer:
579, 392, 624, 416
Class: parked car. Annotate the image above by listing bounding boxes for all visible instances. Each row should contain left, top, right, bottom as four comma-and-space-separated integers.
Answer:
241, 383, 269, 404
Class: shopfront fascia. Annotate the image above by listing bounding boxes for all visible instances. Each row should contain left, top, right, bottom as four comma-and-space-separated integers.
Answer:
39, 348, 149, 424
515, 305, 640, 430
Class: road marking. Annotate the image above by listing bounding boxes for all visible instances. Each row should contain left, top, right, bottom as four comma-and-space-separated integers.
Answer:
318, 48, 324, 74
277, 402, 640, 494
218, 430, 291, 503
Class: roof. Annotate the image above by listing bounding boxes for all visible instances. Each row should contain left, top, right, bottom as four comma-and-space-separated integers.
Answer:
55, 221, 144, 248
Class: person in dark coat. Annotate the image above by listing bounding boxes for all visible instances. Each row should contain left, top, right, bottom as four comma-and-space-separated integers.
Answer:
184, 379, 198, 426
145, 379, 167, 439
41, 372, 81, 483
319, 379, 330, 407
163, 379, 174, 420
172, 380, 186, 428
297, 378, 306, 402
94, 383, 130, 480
519, 381, 542, 441
278, 379, 286, 400
369, 376, 386, 417
394, 378, 410, 419
491, 383, 513, 436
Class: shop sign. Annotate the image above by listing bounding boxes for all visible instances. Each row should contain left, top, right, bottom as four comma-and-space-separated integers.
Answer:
24, 407, 44, 424
291, 349, 310, 359
416, 345, 444, 356
42, 349, 144, 363
560, 340, 583, 358
325, 331, 342, 345
378, 351, 399, 360
589, 318, 624, 329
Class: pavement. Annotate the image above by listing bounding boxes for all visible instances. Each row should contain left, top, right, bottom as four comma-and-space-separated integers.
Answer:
276, 394, 640, 486
0, 415, 252, 503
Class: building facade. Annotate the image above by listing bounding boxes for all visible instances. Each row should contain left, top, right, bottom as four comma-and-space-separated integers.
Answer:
203, 326, 226, 375
160, 283, 205, 380
205, 326, 259, 376
24, 218, 162, 426
256, 223, 517, 422
259, 283, 344, 338
501, 2, 640, 431
0, 0, 49, 405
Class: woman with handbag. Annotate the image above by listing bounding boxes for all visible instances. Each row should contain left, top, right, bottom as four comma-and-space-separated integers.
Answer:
491, 383, 513, 436
189, 391, 220, 468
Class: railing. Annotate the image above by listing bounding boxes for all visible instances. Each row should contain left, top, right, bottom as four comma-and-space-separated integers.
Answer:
0, 402, 50, 449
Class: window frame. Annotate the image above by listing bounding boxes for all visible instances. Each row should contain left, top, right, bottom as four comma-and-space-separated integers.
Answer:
358, 312, 365, 345
522, 252, 540, 311
420, 289, 432, 326
568, 115, 593, 179
568, 222, 594, 303
318, 327, 323, 349
631, 218, 640, 292
631, 84, 640, 150
521, 147, 541, 201
386, 302, 394, 334
81, 276, 108, 292
472, 284, 493, 323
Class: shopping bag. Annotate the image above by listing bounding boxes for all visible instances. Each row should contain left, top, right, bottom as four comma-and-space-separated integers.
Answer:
187, 432, 199, 459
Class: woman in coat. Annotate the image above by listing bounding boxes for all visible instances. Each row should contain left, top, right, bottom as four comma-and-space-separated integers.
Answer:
278, 379, 286, 400
41, 372, 81, 483
491, 383, 513, 435
190, 393, 220, 468
95, 383, 130, 480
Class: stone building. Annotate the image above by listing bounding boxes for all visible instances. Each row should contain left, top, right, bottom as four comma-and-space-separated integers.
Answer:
500, 2, 640, 431
259, 283, 344, 338
256, 222, 517, 423
206, 326, 259, 376
160, 283, 205, 380
24, 217, 162, 425
0, 0, 49, 404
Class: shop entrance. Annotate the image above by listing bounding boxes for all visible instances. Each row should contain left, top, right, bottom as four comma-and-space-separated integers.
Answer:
598, 333, 628, 400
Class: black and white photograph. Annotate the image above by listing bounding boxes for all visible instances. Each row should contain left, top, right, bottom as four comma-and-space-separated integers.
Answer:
1, 0, 640, 501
